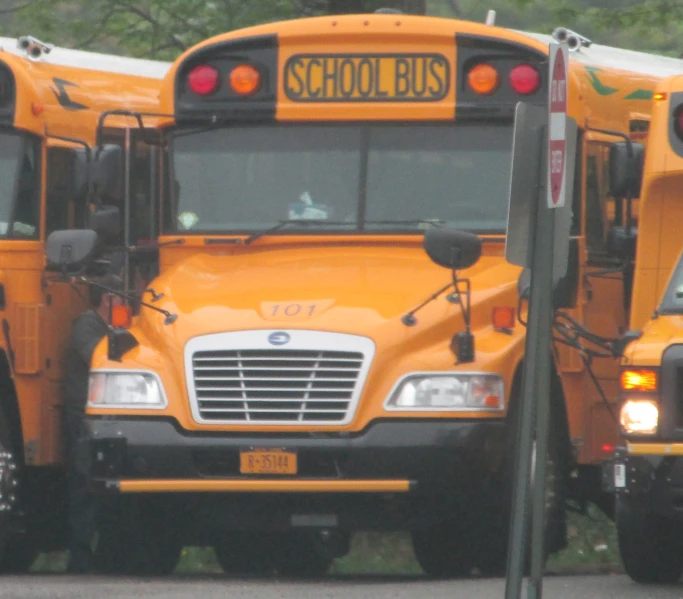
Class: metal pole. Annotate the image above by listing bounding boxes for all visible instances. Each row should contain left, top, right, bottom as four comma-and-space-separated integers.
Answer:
123, 127, 131, 294
527, 143, 555, 599
504, 122, 553, 599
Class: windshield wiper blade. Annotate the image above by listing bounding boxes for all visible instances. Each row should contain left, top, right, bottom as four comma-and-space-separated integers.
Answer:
243, 220, 354, 245
362, 219, 446, 227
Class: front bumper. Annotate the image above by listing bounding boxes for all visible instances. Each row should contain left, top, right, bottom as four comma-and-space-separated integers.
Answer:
603, 444, 683, 520
80, 416, 507, 532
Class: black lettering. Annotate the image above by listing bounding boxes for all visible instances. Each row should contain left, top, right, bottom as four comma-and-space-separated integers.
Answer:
374, 59, 388, 97
286, 59, 305, 99
306, 58, 322, 98
395, 58, 410, 97
358, 58, 373, 97
322, 58, 338, 98
411, 57, 427, 97
339, 58, 355, 98
428, 57, 446, 96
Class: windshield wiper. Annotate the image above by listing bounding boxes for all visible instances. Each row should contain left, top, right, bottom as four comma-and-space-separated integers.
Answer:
243, 220, 354, 245
362, 220, 446, 227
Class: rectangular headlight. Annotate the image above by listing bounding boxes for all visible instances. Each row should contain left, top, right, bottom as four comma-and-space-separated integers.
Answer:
620, 398, 658, 435
88, 372, 166, 409
385, 374, 504, 411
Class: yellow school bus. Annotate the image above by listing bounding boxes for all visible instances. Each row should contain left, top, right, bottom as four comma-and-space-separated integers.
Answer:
0, 36, 169, 572
56, 13, 683, 577
606, 76, 683, 584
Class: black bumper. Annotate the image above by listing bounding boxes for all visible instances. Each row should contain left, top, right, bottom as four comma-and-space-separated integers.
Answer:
84, 416, 505, 490
604, 447, 683, 520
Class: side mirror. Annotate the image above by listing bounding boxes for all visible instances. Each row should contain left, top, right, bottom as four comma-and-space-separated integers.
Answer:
609, 141, 644, 199
93, 144, 122, 202
88, 204, 121, 244
424, 228, 482, 270
45, 229, 99, 272
607, 225, 637, 261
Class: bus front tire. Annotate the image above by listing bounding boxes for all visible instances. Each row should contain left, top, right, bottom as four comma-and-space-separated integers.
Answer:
617, 496, 683, 584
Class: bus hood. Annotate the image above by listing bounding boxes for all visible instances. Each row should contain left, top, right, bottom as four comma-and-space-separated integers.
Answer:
625, 314, 683, 366
142, 244, 522, 347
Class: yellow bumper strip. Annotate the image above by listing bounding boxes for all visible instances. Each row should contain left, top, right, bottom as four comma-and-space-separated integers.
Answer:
627, 443, 683, 456
117, 479, 413, 494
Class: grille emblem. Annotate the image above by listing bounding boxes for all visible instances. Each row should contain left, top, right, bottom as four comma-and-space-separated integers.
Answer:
268, 331, 290, 346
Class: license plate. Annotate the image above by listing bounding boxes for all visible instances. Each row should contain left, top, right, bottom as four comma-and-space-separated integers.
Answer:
240, 448, 297, 475
614, 463, 626, 488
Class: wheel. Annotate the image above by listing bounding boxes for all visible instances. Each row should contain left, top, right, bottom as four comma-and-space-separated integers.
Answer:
616, 495, 683, 583
0, 408, 20, 569
95, 496, 182, 576
271, 531, 333, 578
475, 375, 569, 577
412, 520, 476, 578
213, 533, 275, 575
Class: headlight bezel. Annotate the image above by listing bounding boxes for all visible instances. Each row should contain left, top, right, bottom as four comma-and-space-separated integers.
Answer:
87, 369, 168, 410
384, 371, 505, 412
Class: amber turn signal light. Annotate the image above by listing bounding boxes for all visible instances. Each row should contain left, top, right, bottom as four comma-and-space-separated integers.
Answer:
620, 368, 658, 392
229, 64, 261, 95
111, 305, 132, 328
492, 306, 515, 330
468, 63, 499, 95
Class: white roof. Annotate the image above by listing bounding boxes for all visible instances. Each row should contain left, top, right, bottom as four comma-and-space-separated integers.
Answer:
519, 31, 683, 78
0, 36, 171, 80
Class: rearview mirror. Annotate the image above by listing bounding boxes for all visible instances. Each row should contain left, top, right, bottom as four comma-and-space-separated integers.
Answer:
424, 228, 482, 270
93, 144, 122, 202
45, 229, 99, 272
88, 204, 121, 244
607, 225, 637, 261
72, 147, 89, 199
609, 142, 644, 199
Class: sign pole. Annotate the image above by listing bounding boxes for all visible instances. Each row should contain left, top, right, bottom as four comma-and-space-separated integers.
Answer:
504, 41, 568, 599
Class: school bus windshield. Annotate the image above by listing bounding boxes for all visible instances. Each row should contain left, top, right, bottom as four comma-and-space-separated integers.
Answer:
169, 122, 512, 234
658, 251, 683, 315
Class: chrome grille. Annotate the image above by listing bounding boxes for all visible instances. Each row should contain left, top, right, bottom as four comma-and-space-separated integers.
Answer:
191, 349, 364, 423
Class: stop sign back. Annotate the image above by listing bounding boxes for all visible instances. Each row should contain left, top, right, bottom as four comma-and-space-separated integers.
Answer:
548, 42, 568, 208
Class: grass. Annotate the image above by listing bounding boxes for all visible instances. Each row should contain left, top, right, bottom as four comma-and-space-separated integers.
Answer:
29, 504, 621, 576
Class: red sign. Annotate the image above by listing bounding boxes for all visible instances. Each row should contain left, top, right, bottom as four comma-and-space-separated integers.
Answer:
548, 43, 568, 209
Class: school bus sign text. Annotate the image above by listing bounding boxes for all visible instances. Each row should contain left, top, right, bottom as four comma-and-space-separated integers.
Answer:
283, 54, 450, 102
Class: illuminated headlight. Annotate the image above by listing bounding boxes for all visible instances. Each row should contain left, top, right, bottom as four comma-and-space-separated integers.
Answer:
385, 374, 504, 411
88, 372, 166, 408
620, 399, 658, 435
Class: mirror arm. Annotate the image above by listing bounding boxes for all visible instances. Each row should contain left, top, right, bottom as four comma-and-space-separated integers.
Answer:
74, 276, 178, 325
585, 126, 633, 157
95, 110, 174, 148
401, 281, 454, 326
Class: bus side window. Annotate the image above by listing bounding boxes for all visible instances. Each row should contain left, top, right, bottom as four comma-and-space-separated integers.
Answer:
584, 141, 614, 257
12, 137, 41, 239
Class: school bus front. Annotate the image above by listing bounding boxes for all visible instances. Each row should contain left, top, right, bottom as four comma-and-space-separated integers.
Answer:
77, 13, 680, 576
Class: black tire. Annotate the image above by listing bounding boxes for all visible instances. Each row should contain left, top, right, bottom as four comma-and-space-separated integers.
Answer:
0, 408, 20, 570
95, 496, 182, 576
0, 539, 38, 574
616, 495, 683, 584
412, 520, 476, 578
271, 531, 333, 578
476, 374, 569, 577
213, 533, 275, 575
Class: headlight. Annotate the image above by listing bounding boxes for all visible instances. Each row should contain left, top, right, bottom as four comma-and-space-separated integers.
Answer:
620, 399, 658, 435
88, 372, 166, 409
385, 374, 504, 411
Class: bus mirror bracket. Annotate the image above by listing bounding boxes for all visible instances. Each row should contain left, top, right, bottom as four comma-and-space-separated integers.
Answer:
403, 227, 482, 363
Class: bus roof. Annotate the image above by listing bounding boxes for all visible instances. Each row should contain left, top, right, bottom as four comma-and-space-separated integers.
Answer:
521, 31, 683, 78
0, 36, 171, 79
